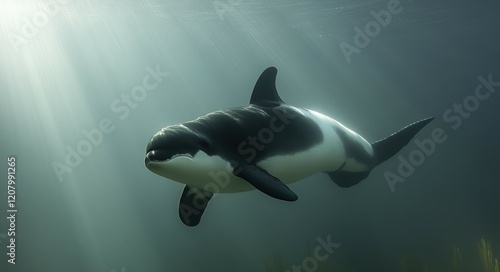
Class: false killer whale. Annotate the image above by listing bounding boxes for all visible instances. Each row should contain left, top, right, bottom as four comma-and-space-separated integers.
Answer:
145, 67, 433, 226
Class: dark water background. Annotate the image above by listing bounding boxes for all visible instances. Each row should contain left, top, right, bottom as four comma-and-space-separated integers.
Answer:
0, 0, 499, 271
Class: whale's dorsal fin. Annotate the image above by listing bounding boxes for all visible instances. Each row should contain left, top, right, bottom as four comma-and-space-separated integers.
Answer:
250, 67, 284, 107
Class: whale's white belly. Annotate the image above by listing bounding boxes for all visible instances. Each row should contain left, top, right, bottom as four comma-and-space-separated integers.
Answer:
257, 140, 345, 184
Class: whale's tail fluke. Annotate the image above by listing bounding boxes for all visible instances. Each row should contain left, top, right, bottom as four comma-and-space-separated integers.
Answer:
328, 117, 434, 188
372, 117, 434, 166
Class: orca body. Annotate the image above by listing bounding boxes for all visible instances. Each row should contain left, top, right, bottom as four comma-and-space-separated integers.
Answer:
145, 67, 433, 226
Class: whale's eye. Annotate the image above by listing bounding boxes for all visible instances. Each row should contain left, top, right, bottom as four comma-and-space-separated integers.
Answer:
199, 137, 213, 152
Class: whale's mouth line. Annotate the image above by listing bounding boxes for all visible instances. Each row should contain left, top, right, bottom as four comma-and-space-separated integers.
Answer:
170, 153, 194, 160
145, 151, 194, 164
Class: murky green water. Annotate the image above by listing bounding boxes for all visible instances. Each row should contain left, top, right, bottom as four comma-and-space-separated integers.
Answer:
1, 1, 499, 271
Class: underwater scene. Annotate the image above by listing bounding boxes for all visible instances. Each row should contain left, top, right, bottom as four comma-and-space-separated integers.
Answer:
0, 0, 499, 271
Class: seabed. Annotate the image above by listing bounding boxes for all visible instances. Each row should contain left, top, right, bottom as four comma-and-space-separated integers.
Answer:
266, 239, 499, 272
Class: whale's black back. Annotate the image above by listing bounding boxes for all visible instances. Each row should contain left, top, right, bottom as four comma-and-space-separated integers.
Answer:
183, 104, 323, 165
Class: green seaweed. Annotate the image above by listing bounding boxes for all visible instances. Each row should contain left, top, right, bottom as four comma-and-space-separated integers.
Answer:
452, 246, 463, 272
478, 239, 499, 272
266, 238, 498, 272
266, 252, 286, 272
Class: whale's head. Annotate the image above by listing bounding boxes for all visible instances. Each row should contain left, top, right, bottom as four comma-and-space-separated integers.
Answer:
145, 125, 216, 183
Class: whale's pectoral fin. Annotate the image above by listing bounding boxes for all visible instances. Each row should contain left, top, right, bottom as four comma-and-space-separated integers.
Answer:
234, 164, 298, 201
178, 185, 213, 227
327, 170, 371, 188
